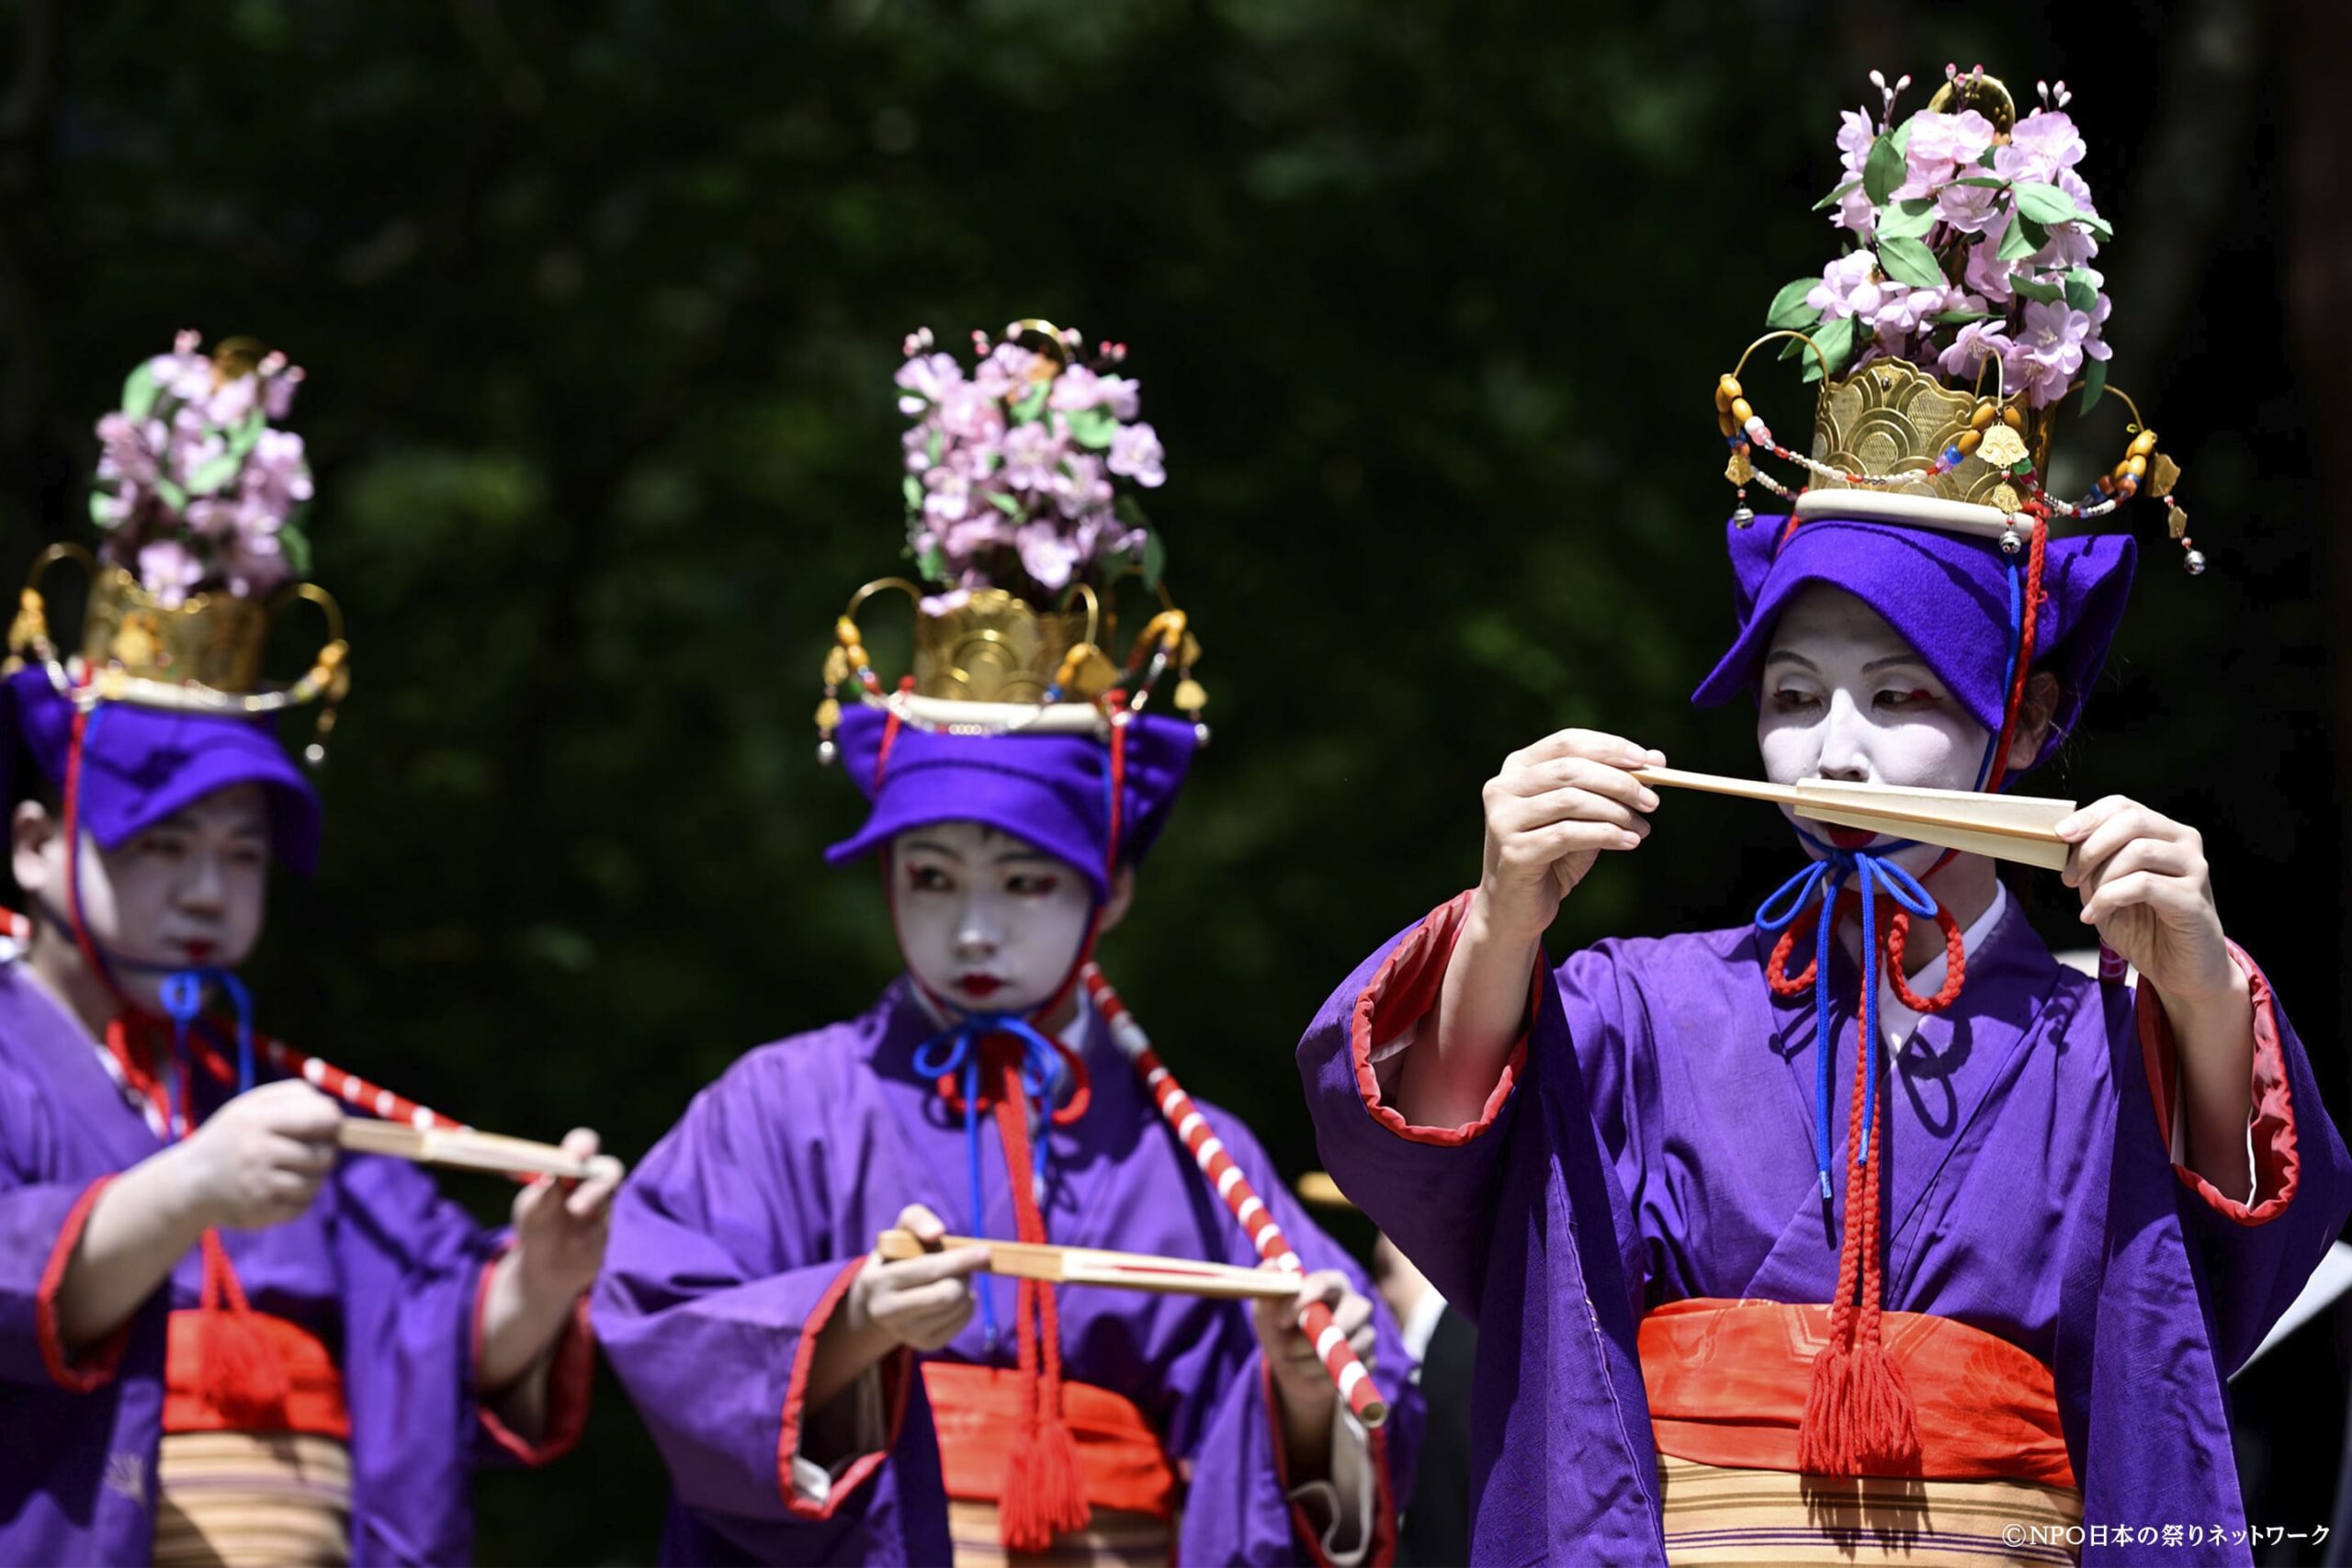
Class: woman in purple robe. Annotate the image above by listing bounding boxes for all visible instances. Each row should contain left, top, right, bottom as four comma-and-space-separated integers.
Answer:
597, 314, 1419, 1567
0, 334, 617, 1565
1298, 73, 2350, 1568
596, 704, 1420, 1565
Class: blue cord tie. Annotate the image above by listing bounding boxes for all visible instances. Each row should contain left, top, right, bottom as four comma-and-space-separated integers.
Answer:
1973, 558, 2025, 792
158, 966, 258, 1098
911, 1011, 1067, 1358
1755, 839, 1939, 1201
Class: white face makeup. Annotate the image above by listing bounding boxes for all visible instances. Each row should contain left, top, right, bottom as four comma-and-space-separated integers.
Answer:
1755, 585, 1992, 871
14, 783, 272, 1010
889, 820, 1099, 1017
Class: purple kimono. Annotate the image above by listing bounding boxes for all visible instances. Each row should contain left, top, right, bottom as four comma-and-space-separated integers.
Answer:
1297, 502, 2352, 1563
0, 963, 592, 1564
0, 671, 589, 1564
1301, 884, 2343, 1565
594, 977, 1421, 1564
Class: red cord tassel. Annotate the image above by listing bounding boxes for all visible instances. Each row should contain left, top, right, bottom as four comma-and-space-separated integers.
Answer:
188, 1231, 289, 1428
1795, 899, 1962, 1476
986, 1042, 1090, 1550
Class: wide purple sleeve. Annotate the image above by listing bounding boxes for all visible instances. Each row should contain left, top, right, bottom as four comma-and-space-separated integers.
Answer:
2055, 981, 2254, 1565
2132, 944, 2352, 1373
0, 1059, 130, 1393
1300, 896, 1666, 1562
329, 1150, 590, 1566
1296, 892, 1535, 1316
590, 1060, 930, 1562
1163, 1113, 1422, 1566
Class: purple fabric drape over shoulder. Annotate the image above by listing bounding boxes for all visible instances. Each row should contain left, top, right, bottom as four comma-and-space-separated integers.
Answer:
594, 980, 1422, 1564
1298, 891, 2349, 1566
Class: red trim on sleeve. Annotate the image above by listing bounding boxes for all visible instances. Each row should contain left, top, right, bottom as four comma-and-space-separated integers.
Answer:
37, 1175, 130, 1393
776, 1255, 913, 1520
470, 1250, 597, 1465
1347, 890, 1535, 1146
1261, 1359, 1400, 1568
2136, 941, 2299, 1227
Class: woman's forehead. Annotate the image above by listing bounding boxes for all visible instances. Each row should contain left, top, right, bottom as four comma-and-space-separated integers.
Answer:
1766, 584, 1923, 662
172, 781, 271, 830
893, 819, 1062, 863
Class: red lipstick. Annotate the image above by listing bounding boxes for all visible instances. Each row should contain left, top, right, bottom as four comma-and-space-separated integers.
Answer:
955, 974, 1006, 1000
1825, 826, 1879, 851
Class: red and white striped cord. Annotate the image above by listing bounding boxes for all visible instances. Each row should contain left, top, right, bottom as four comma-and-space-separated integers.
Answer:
256, 1036, 470, 1134
1080, 962, 1388, 1427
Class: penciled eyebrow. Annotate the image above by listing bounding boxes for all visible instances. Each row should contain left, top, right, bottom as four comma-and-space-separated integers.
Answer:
902, 840, 960, 861
993, 852, 1056, 868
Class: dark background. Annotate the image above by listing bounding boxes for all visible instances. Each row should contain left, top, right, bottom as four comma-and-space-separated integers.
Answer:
4, 0, 2348, 1562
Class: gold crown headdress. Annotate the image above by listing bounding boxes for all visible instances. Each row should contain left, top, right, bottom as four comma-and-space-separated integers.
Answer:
4, 333, 350, 761
816, 319, 1205, 759
1714, 68, 2201, 573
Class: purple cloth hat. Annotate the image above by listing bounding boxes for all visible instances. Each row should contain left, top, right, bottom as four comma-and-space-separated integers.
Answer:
1690, 513, 2137, 771
824, 705, 1196, 903
2, 667, 322, 875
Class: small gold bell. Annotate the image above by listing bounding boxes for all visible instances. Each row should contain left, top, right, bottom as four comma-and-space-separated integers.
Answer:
1724, 448, 1754, 485
1173, 678, 1207, 713
2167, 506, 2189, 542
1070, 648, 1119, 697
1976, 423, 2030, 469
815, 696, 842, 729
2150, 453, 2182, 499
822, 647, 849, 685
1989, 481, 2022, 513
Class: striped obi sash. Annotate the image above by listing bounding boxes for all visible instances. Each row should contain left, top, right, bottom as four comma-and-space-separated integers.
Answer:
1640, 1300, 2083, 1566
155, 1311, 353, 1567
924, 1362, 1179, 1565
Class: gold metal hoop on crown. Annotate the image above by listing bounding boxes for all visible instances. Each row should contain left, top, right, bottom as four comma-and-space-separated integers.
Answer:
1006, 319, 1075, 369
1925, 72, 2018, 134
2066, 380, 2146, 434
1057, 579, 1103, 652
5, 543, 96, 668
1731, 328, 1835, 386
845, 576, 923, 626
7, 543, 354, 764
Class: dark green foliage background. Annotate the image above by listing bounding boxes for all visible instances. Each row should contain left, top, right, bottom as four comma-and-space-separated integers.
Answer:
0, 1, 2336, 1559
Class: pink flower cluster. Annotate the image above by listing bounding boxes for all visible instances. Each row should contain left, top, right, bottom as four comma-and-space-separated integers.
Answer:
897, 324, 1163, 607
92, 332, 312, 605
1794, 69, 2114, 408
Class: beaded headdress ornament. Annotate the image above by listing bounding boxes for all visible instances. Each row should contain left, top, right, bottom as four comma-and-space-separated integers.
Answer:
814, 319, 1205, 762
1716, 67, 2201, 578
5, 332, 350, 761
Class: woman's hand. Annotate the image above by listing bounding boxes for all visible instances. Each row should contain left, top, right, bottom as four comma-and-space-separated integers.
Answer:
480, 1130, 625, 1398
1251, 1268, 1375, 1413
2058, 796, 2236, 1005
1253, 1269, 1377, 1483
2059, 795, 2256, 1196
846, 1202, 989, 1353
1473, 729, 1664, 942
176, 1080, 343, 1231
506, 1129, 626, 1307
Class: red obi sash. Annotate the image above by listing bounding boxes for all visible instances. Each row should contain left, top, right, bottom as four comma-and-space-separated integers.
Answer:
922, 1361, 1179, 1519
1637, 1298, 2074, 1487
164, 1309, 352, 1440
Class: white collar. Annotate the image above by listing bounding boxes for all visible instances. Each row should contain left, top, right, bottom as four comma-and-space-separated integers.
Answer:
905, 977, 1094, 1055
1870, 883, 2010, 1055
